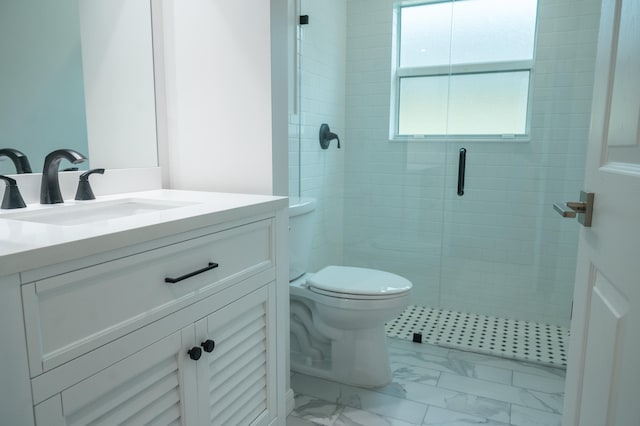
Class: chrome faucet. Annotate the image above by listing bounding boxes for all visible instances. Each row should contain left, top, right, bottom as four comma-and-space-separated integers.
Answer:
0, 148, 32, 174
40, 149, 87, 204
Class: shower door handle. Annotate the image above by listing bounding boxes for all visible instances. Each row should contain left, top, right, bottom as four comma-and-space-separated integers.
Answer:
553, 191, 594, 227
457, 148, 466, 196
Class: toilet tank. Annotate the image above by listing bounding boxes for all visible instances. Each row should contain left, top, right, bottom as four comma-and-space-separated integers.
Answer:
288, 197, 316, 281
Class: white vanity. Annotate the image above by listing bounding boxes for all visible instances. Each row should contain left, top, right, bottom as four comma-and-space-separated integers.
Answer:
0, 189, 289, 426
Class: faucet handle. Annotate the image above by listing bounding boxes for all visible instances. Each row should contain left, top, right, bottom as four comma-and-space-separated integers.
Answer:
0, 175, 27, 209
74, 168, 105, 201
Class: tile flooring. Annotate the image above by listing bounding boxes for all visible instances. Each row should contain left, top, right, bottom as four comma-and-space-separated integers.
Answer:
386, 306, 570, 367
287, 337, 566, 426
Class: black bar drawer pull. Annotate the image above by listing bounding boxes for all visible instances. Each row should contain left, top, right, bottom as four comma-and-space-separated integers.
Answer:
165, 262, 219, 284
457, 148, 466, 196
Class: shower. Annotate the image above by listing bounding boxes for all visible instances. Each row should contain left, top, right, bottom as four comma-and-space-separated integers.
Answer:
289, 0, 601, 367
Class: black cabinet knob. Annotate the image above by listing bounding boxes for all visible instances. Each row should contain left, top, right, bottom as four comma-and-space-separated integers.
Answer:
201, 339, 215, 353
188, 346, 202, 361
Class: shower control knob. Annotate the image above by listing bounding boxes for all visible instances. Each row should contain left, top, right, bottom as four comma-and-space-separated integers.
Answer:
188, 346, 202, 361
201, 339, 215, 353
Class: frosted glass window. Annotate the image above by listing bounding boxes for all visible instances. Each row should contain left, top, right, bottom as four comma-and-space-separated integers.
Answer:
400, 3, 453, 68
400, 0, 537, 67
449, 0, 537, 65
394, 0, 538, 138
398, 76, 450, 135
399, 72, 530, 135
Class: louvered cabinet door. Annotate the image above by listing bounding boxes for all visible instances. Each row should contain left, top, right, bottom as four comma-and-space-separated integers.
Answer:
195, 284, 276, 426
34, 328, 198, 426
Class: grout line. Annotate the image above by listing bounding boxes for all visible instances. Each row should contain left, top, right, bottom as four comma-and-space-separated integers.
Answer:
421, 404, 430, 425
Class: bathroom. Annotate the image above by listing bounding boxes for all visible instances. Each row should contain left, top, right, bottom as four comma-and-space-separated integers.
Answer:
0, 0, 638, 425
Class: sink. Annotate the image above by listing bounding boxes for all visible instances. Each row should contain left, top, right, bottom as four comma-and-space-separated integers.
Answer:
1, 198, 193, 226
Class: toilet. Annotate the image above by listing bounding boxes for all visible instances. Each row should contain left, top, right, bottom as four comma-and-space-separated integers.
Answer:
288, 197, 412, 387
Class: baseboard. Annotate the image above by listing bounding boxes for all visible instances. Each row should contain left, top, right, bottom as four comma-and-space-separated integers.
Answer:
286, 388, 295, 415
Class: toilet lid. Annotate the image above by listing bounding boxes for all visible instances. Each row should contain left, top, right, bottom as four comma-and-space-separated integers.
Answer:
307, 266, 412, 296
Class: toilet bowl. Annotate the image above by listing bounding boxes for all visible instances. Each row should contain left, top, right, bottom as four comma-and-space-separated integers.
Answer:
289, 197, 412, 387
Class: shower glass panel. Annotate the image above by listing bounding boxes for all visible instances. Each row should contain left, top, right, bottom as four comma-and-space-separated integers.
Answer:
340, 0, 448, 312
288, 0, 304, 199
432, 0, 601, 364
438, 0, 601, 330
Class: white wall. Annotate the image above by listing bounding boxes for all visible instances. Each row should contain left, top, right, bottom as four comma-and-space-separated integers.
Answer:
270, 0, 292, 197
158, 0, 275, 195
341, 0, 601, 326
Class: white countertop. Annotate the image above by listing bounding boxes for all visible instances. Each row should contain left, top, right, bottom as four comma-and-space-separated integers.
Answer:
0, 189, 287, 277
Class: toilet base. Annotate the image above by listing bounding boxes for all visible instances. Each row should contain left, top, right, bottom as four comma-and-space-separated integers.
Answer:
290, 326, 392, 388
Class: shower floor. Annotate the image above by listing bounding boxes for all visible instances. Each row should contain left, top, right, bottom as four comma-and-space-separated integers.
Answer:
385, 305, 570, 368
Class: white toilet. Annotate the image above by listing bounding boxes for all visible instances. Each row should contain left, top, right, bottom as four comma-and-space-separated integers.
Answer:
288, 197, 412, 387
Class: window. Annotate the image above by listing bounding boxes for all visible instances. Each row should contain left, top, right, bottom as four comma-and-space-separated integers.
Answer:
392, 0, 538, 139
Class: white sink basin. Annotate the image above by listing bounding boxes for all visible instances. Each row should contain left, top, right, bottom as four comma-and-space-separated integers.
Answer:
1, 198, 193, 226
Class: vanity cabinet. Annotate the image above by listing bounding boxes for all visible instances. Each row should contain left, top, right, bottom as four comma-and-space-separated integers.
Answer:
34, 285, 274, 426
0, 201, 287, 426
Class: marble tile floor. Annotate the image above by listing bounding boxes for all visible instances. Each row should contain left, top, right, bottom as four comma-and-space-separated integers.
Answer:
287, 337, 566, 426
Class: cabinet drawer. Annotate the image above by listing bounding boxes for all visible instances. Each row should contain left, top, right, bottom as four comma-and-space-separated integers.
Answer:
23, 219, 274, 376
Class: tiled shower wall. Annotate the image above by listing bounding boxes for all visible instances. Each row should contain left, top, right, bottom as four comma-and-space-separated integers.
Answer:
291, 0, 601, 327
289, 0, 347, 272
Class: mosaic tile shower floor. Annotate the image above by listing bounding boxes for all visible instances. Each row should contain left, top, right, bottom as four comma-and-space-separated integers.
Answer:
385, 305, 570, 368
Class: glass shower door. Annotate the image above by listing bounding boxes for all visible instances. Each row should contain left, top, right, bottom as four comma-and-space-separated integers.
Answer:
437, 0, 602, 365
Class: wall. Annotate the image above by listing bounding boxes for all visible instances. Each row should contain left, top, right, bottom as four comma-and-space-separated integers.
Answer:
340, 0, 601, 326
289, 0, 347, 270
158, 0, 276, 195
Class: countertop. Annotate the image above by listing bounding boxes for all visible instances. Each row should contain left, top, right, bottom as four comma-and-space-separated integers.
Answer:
0, 189, 287, 277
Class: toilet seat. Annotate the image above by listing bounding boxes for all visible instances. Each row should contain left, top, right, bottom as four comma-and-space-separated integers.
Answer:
308, 286, 410, 300
307, 266, 412, 300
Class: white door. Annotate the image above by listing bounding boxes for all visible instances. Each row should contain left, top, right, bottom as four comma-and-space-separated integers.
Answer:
562, 0, 640, 424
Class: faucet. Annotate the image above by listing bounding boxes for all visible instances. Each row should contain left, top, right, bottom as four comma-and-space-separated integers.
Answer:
0, 148, 33, 174
40, 149, 87, 204
318, 124, 341, 150
0, 175, 27, 209
75, 168, 105, 200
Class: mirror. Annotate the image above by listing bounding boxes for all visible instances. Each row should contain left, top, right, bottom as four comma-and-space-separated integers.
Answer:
0, 0, 158, 176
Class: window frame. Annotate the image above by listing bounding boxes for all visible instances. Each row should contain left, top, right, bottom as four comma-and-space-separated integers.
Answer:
389, 0, 538, 142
